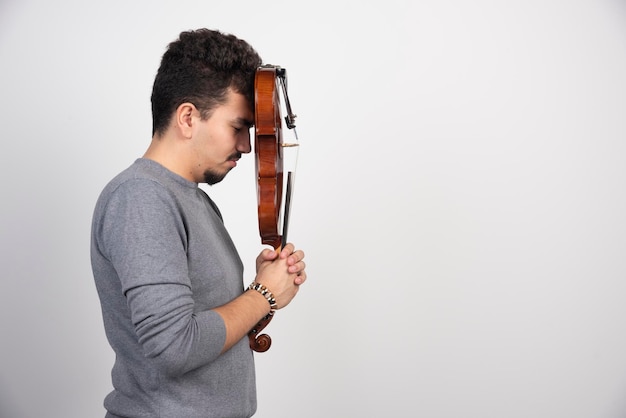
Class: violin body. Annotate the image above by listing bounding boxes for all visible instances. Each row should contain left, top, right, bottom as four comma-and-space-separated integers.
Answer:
254, 66, 284, 250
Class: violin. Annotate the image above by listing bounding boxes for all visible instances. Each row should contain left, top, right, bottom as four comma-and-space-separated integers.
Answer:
248, 65, 298, 352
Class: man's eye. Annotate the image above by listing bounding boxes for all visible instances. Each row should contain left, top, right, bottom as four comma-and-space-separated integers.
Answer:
234, 125, 252, 133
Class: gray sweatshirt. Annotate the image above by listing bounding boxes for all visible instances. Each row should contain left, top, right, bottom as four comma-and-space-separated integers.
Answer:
91, 158, 256, 418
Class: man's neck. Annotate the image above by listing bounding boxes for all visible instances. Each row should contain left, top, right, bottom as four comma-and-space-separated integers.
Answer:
143, 133, 195, 183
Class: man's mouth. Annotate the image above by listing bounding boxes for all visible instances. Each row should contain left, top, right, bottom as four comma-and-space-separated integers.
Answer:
228, 153, 242, 167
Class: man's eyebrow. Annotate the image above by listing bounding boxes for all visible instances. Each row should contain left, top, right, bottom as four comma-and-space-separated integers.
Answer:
234, 117, 254, 127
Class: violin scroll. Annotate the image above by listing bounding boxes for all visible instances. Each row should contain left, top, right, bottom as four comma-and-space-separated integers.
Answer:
248, 314, 273, 352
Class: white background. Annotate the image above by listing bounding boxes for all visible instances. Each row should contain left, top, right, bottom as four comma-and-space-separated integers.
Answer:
1, 0, 626, 417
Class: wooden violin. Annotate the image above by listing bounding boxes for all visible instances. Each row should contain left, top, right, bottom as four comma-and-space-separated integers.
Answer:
248, 64, 298, 352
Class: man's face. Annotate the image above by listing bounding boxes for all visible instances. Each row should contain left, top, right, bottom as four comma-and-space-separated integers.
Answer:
190, 89, 254, 185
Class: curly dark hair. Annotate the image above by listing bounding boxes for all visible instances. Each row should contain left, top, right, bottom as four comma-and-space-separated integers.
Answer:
150, 29, 262, 136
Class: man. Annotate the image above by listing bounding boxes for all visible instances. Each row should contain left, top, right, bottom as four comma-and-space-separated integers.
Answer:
90, 29, 307, 418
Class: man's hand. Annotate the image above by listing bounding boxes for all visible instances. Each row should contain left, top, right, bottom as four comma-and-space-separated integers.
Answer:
254, 242, 307, 309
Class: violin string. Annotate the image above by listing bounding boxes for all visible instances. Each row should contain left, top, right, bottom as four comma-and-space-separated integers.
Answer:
277, 66, 299, 243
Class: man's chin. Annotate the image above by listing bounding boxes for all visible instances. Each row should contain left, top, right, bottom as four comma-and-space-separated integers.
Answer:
203, 170, 227, 185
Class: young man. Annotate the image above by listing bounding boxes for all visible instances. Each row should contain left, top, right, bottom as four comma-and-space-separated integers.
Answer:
90, 29, 307, 418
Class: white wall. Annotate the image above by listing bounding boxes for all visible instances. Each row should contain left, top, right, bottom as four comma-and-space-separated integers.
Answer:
2, 0, 626, 417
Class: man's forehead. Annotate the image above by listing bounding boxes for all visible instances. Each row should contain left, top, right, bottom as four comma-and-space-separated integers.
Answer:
222, 90, 254, 120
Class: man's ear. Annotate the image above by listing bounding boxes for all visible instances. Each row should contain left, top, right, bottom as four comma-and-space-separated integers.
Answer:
175, 103, 196, 138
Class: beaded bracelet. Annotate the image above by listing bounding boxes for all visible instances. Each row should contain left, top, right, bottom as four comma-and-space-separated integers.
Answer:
248, 281, 278, 314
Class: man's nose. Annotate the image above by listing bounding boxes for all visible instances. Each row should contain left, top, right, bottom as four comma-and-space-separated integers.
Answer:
237, 131, 252, 154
